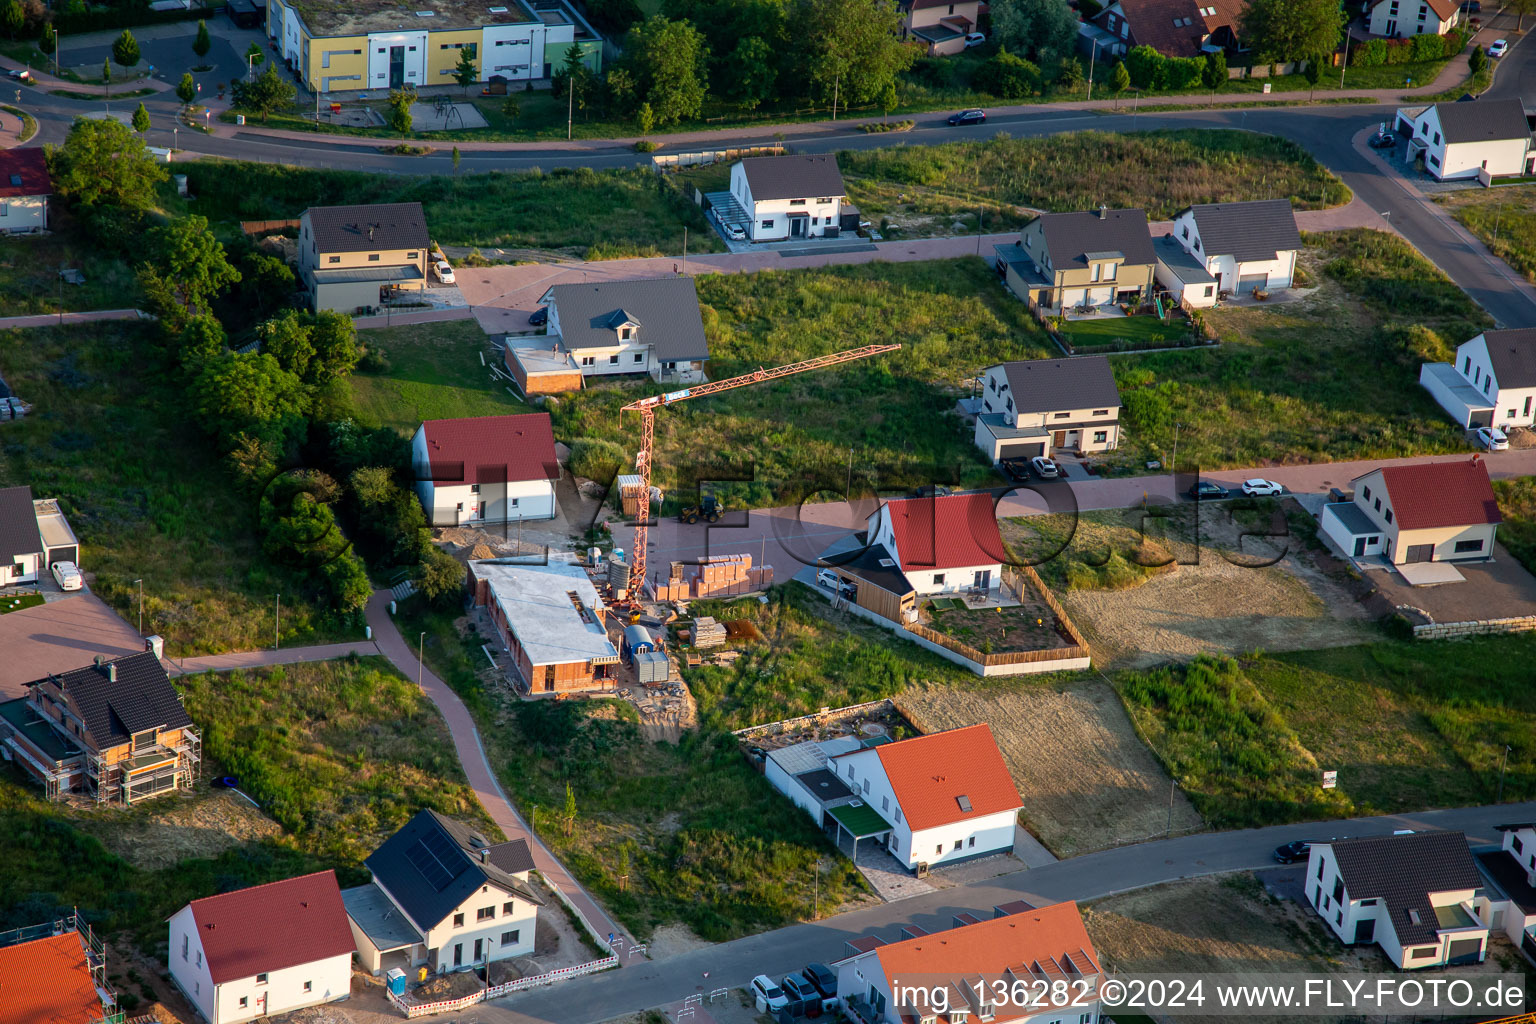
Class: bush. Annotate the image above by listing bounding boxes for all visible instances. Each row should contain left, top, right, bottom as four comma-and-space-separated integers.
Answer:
415, 546, 466, 608
634, 139, 659, 153
1352, 38, 1387, 66
569, 437, 626, 482
1410, 32, 1444, 62
973, 49, 1041, 99
1469, 44, 1487, 74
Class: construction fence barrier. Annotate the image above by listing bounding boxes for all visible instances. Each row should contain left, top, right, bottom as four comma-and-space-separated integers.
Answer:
650, 145, 786, 171
387, 956, 621, 1018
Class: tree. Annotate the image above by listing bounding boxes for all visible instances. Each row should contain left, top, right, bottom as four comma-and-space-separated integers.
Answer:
1057, 56, 1085, 89
385, 88, 414, 135
619, 17, 708, 126
306, 310, 359, 386
239, 250, 296, 312
562, 781, 577, 836
794, 0, 912, 111
232, 64, 296, 122
973, 49, 1040, 99
176, 72, 196, 105
140, 215, 241, 325
191, 351, 309, 440
0, 0, 21, 39
635, 100, 655, 135
131, 101, 150, 133
726, 35, 777, 112
177, 314, 227, 368
101, 57, 109, 98
257, 309, 315, 378
1301, 50, 1321, 98
112, 28, 139, 69
40, 20, 54, 55
554, 43, 594, 115
1240, 0, 1343, 63
991, 0, 1079, 70
414, 546, 464, 607
245, 40, 264, 73
192, 19, 210, 59
1468, 44, 1487, 74
451, 145, 461, 175
51, 117, 168, 212
878, 77, 897, 122
1510, 0, 1536, 29
501, 92, 520, 121
1110, 60, 1130, 97
1201, 50, 1227, 89
453, 45, 478, 94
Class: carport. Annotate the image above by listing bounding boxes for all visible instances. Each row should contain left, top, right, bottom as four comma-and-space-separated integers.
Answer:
827, 802, 892, 861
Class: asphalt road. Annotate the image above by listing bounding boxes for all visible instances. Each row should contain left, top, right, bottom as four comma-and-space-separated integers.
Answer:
486, 801, 1536, 1024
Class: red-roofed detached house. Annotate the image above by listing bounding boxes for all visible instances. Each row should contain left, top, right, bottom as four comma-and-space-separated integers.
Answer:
0, 928, 115, 1024
833, 901, 1102, 1024
1320, 458, 1502, 567
866, 493, 1007, 597
167, 870, 355, 1024
411, 413, 560, 527
829, 724, 1022, 872
0, 149, 50, 235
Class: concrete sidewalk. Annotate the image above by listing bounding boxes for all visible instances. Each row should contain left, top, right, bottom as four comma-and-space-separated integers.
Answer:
0, 309, 150, 330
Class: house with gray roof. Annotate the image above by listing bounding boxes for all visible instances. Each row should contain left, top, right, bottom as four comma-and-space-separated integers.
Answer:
726, 155, 855, 242
514, 277, 709, 393
344, 808, 544, 976
298, 202, 430, 314
972, 356, 1123, 462
1394, 98, 1533, 181
995, 207, 1157, 314
0, 485, 79, 587
1306, 831, 1489, 970
1420, 327, 1536, 430
1159, 198, 1301, 304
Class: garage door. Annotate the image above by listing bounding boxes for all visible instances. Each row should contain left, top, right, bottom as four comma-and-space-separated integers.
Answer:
1238, 273, 1268, 292
1446, 938, 1483, 965
1404, 543, 1435, 563
998, 440, 1045, 459
47, 546, 78, 566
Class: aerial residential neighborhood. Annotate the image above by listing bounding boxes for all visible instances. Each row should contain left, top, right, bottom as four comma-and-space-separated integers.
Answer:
4, 0, 1536, 1022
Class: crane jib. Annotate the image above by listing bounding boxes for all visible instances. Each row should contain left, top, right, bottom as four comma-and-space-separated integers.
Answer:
663, 389, 692, 403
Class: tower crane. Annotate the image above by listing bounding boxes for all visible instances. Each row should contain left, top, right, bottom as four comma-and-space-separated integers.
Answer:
619, 343, 901, 597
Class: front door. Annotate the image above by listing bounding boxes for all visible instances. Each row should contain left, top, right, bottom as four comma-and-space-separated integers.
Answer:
1053, 430, 1067, 447
1404, 543, 1434, 563
1354, 918, 1375, 943
1353, 537, 1368, 557
544, 665, 556, 692
790, 216, 806, 238
389, 45, 406, 87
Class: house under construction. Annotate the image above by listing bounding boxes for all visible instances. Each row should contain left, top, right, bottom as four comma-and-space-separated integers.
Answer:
0, 911, 120, 1024
0, 650, 200, 805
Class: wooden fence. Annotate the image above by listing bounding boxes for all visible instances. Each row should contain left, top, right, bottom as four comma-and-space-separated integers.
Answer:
239, 219, 300, 236
388, 956, 620, 1018
901, 565, 1090, 669
651, 145, 785, 171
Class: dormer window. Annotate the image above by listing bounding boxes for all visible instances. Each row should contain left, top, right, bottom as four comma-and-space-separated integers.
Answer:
621, 327, 632, 340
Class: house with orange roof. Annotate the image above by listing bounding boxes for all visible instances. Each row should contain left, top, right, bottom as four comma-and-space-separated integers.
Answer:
864, 493, 1007, 599
0, 925, 116, 1024
834, 901, 1102, 1024
826, 723, 1023, 873
1319, 458, 1502, 575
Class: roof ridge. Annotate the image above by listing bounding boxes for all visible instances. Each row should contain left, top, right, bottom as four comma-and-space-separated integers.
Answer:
190, 868, 338, 906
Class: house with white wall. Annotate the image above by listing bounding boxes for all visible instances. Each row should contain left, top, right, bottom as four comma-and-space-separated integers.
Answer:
1305, 831, 1488, 970
973, 356, 1122, 463
0, 148, 49, 234
832, 900, 1103, 1024
1319, 458, 1501, 567
411, 413, 559, 527
1158, 199, 1301, 299
0, 484, 79, 587
828, 724, 1022, 872
728, 155, 851, 242
1421, 327, 1536, 430
343, 809, 543, 976
298, 202, 429, 314
1368, 0, 1459, 37
168, 871, 355, 1024
866, 493, 1007, 597
1394, 99, 1532, 181
1475, 824, 1536, 957
763, 735, 865, 828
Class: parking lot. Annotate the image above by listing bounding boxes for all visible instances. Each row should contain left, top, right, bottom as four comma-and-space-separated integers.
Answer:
0, 591, 144, 697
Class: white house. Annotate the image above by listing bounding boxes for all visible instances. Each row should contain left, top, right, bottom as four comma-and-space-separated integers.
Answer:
1367, 0, 1459, 37
1421, 327, 1536, 430
728, 155, 851, 242
168, 871, 355, 1024
832, 900, 1103, 1024
0, 148, 49, 234
866, 493, 1007, 597
1158, 198, 1301, 300
828, 724, 1022, 872
411, 413, 559, 527
343, 809, 543, 976
973, 356, 1122, 463
1478, 824, 1536, 956
1305, 832, 1488, 970
762, 735, 865, 828
1394, 99, 1532, 181
0, 484, 80, 587
520, 277, 709, 388
1319, 458, 1502, 568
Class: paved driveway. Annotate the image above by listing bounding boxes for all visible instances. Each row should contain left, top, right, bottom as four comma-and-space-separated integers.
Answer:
0, 592, 143, 697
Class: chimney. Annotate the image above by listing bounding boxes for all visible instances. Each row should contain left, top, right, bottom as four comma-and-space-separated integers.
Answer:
107, 663, 116, 683
93, 655, 104, 668
1098, 204, 1108, 220
480, 848, 490, 863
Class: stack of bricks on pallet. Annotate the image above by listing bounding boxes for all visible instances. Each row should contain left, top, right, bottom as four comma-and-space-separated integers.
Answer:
691, 616, 727, 648
651, 554, 773, 601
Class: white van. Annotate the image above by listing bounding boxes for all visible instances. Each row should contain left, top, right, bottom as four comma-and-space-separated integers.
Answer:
51, 561, 83, 592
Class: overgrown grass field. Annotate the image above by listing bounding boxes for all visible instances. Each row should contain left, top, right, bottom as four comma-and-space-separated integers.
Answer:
1494, 476, 1536, 575
0, 217, 142, 315
352, 320, 529, 432
1437, 185, 1536, 282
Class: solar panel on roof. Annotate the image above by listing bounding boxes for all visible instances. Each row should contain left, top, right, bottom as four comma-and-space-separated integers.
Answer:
421, 828, 463, 873
405, 829, 464, 892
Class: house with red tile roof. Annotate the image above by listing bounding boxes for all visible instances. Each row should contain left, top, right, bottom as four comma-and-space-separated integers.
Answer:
833, 900, 1102, 1024
0, 928, 115, 1024
167, 870, 356, 1024
0, 148, 51, 235
410, 413, 560, 527
827, 723, 1023, 872
1090, 0, 1244, 58
1319, 458, 1502, 570
864, 493, 1007, 598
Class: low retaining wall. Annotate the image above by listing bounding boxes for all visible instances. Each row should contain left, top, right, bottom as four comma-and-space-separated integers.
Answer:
900, 626, 1092, 676
1413, 615, 1536, 639
388, 956, 620, 1018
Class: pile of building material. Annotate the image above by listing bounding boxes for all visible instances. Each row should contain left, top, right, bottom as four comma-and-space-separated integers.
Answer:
651, 554, 773, 601
689, 616, 727, 648
0, 396, 31, 421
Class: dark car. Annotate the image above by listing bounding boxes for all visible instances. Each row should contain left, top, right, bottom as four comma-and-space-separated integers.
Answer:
947, 108, 986, 126
1273, 839, 1312, 864
1187, 480, 1228, 501
1460, 1, 1480, 12
528, 306, 549, 326
781, 976, 823, 1017
802, 963, 837, 1000
909, 484, 953, 498
1369, 131, 1396, 149
1001, 458, 1031, 482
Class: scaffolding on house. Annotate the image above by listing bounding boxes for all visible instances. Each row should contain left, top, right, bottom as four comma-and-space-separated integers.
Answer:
0, 910, 119, 1018
86, 727, 201, 806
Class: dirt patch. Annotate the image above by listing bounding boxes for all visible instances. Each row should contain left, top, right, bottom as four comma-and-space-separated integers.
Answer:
898, 680, 1202, 857
645, 922, 714, 961
411, 968, 484, 1001
88, 790, 283, 870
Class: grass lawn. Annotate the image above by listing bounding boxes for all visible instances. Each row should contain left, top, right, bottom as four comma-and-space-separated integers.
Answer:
0, 593, 45, 614
1057, 313, 1193, 352
0, 321, 359, 655
1494, 476, 1536, 574
179, 160, 721, 259
351, 320, 530, 433
1436, 184, 1536, 282
1001, 509, 1179, 593
838, 131, 1350, 236
1107, 229, 1489, 471
0, 214, 142, 316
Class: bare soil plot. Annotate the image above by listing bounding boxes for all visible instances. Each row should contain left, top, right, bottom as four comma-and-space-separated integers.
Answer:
898, 680, 1202, 857
87, 790, 282, 871
920, 597, 1072, 652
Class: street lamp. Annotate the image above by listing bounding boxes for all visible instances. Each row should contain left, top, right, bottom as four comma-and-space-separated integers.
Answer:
132, 578, 143, 635
1497, 744, 1513, 802
274, 592, 281, 650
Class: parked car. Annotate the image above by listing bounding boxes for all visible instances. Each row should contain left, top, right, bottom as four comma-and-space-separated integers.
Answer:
752, 975, 790, 1014
528, 306, 549, 326
816, 569, 841, 590
432, 260, 456, 284
1460, 0, 1480, 11
1488, 38, 1509, 57
1000, 457, 1031, 482
725, 223, 746, 240
1186, 480, 1228, 501
1368, 131, 1396, 149
1241, 478, 1284, 497
947, 108, 986, 126
6, 69, 30, 81
909, 484, 953, 497
1030, 455, 1061, 479
51, 560, 83, 591
1475, 425, 1510, 450
802, 963, 838, 1000
1273, 839, 1312, 864
964, 31, 986, 47
781, 975, 825, 1016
